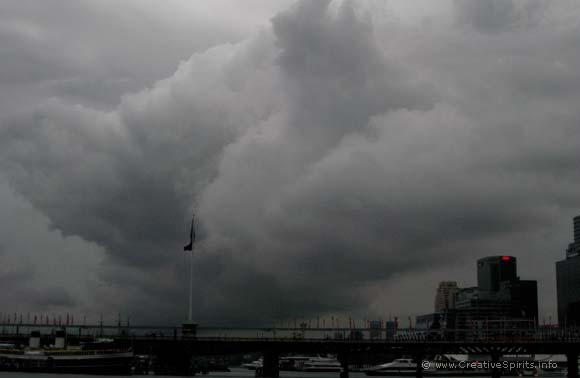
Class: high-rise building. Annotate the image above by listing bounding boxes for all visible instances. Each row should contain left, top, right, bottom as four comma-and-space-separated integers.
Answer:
557, 215, 580, 326
556, 258, 580, 326
566, 215, 580, 258
434, 281, 459, 313
477, 256, 518, 292
419, 255, 538, 331
453, 287, 515, 329
454, 256, 537, 328
503, 280, 538, 321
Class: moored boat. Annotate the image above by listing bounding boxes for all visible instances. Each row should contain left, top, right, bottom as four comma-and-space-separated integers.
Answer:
364, 358, 420, 376
0, 330, 133, 375
301, 356, 342, 372
0, 349, 134, 375
364, 357, 491, 376
279, 355, 310, 371
242, 358, 263, 370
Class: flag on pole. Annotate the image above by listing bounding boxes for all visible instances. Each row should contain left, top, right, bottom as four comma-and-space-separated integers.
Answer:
184, 213, 195, 251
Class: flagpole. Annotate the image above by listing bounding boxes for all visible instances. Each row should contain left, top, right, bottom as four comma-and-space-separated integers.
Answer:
188, 245, 194, 322
184, 212, 196, 325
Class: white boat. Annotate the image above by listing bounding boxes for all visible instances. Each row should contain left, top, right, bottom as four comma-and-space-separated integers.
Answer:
301, 356, 342, 372
365, 357, 491, 376
279, 355, 310, 371
532, 355, 568, 377
242, 358, 263, 370
365, 358, 419, 376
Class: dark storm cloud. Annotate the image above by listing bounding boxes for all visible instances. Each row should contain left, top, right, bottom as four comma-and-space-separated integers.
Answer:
453, 0, 545, 33
32, 287, 77, 308
0, 0, 271, 112
1, 286, 77, 310
273, 0, 435, 139
1, 0, 580, 323
0, 177, 103, 313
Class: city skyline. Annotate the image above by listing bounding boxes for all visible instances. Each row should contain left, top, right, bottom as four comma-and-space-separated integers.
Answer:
1, 0, 580, 326
0, 250, 573, 326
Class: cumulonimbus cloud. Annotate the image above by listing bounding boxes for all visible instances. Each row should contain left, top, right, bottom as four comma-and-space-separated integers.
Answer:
1, 0, 580, 323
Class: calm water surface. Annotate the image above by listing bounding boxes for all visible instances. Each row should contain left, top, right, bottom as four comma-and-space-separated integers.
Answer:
0, 368, 370, 378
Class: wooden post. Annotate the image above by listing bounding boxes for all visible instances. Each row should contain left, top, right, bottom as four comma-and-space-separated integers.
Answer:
339, 352, 350, 378
415, 352, 424, 378
567, 353, 579, 378
262, 351, 279, 378
491, 352, 501, 378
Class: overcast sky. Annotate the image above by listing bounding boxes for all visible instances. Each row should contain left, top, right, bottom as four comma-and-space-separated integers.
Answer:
1, 0, 579, 326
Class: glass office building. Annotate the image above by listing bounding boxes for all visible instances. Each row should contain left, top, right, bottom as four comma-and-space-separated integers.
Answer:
477, 256, 518, 292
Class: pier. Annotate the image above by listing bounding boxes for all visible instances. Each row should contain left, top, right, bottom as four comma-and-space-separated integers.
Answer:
1, 322, 580, 377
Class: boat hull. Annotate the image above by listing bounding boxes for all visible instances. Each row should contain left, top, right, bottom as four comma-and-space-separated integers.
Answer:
302, 367, 342, 372
365, 370, 492, 376
0, 352, 134, 375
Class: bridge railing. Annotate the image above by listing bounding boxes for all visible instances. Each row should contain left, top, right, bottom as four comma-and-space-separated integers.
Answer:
193, 326, 580, 343
2, 323, 580, 343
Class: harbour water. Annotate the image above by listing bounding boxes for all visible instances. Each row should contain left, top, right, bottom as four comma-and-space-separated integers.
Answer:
0, 368, 567, 378
0, 368, 369, 378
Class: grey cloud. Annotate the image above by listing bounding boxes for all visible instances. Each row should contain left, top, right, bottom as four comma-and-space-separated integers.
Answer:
0, 0, 273, 113
34, 287, 78, 308
0, 177, 103, 313
1, 286, 77, 311
1, 25, 282, 323
1, 0, 580, 324
453, 0, 545, 33
273, 0, 435, 141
